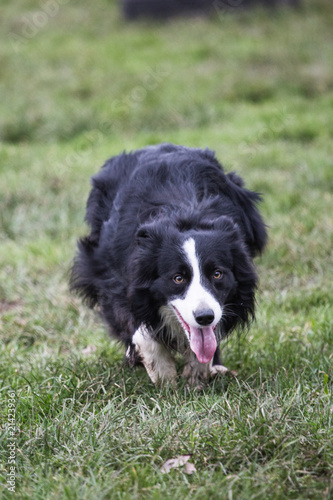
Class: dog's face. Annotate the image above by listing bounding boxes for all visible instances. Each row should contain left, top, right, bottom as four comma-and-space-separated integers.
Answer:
164, 236, 227, 363
130, 216, 257, 364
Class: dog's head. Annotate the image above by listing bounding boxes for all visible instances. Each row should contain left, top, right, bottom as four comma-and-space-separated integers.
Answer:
128, 215, 258, 364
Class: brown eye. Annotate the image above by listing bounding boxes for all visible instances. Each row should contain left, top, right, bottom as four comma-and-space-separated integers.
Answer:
173, 274, 185, 284
213, 270, 223, 280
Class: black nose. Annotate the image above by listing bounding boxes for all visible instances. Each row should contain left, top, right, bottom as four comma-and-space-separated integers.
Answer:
194, 309, 215, 326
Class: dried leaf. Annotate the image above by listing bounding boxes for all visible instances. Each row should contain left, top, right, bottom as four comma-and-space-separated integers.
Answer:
161, 455, 195, 474
184, 462, 196, 474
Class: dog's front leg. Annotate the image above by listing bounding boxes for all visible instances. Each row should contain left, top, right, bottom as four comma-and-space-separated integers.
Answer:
183, 350, 236, 387
182, 351, 212, 387
132, 326, 177, 384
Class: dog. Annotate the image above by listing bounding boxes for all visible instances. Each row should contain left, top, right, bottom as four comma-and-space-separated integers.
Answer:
70, 143, 267, 385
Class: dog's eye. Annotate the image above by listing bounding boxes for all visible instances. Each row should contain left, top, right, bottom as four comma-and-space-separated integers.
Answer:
213, 270, 223, 280
173, 274, 185, 284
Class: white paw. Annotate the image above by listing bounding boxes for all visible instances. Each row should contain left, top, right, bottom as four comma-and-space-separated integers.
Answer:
210, 365, 237, 378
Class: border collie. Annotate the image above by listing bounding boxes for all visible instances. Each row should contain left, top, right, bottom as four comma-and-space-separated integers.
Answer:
70, 143, 267, 385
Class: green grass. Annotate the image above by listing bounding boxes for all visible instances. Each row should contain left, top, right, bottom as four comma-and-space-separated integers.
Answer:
0, 0, 333, 498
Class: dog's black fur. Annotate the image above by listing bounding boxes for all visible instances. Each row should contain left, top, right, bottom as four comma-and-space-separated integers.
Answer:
70, 143, 267, 382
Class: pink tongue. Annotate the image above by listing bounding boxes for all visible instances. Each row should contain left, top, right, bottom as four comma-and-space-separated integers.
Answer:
189, 326, 217, 364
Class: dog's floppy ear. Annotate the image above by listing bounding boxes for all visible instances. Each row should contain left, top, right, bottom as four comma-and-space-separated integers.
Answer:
129, 222, 163, 327
136, 224, 152, 242
136, 221, 163, 246
213, 215, 238, 232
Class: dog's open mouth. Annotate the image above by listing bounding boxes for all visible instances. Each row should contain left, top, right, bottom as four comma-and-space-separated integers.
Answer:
173, 307, 217, 364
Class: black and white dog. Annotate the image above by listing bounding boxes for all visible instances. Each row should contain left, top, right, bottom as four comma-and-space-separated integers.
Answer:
70, 144, 267, 385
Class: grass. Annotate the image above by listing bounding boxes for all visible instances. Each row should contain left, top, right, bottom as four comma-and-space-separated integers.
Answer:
0, 0, 332, 498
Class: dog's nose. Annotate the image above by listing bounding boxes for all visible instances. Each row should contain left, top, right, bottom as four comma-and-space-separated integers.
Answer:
194, 309, 215, 326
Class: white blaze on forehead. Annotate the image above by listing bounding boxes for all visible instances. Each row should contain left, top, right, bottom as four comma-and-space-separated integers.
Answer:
171, 237, 222, 331
183, 238, 202, 290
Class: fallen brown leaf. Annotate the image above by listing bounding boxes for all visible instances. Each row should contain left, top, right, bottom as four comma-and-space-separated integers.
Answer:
161, 455, 196, 474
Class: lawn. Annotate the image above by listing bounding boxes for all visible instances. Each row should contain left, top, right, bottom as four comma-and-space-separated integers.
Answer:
0, 0, 332, 498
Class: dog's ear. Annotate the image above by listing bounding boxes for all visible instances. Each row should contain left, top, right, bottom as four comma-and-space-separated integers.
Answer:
136, 222, 162, 247
213, 216, 246, 256
213, 215, 238, 232
136, 224, 152, 241
130, 223, 162, 322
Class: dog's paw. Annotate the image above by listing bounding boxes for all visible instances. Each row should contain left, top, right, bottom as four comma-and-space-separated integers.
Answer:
210, 365, 237, 378
184, 381, 205, 392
